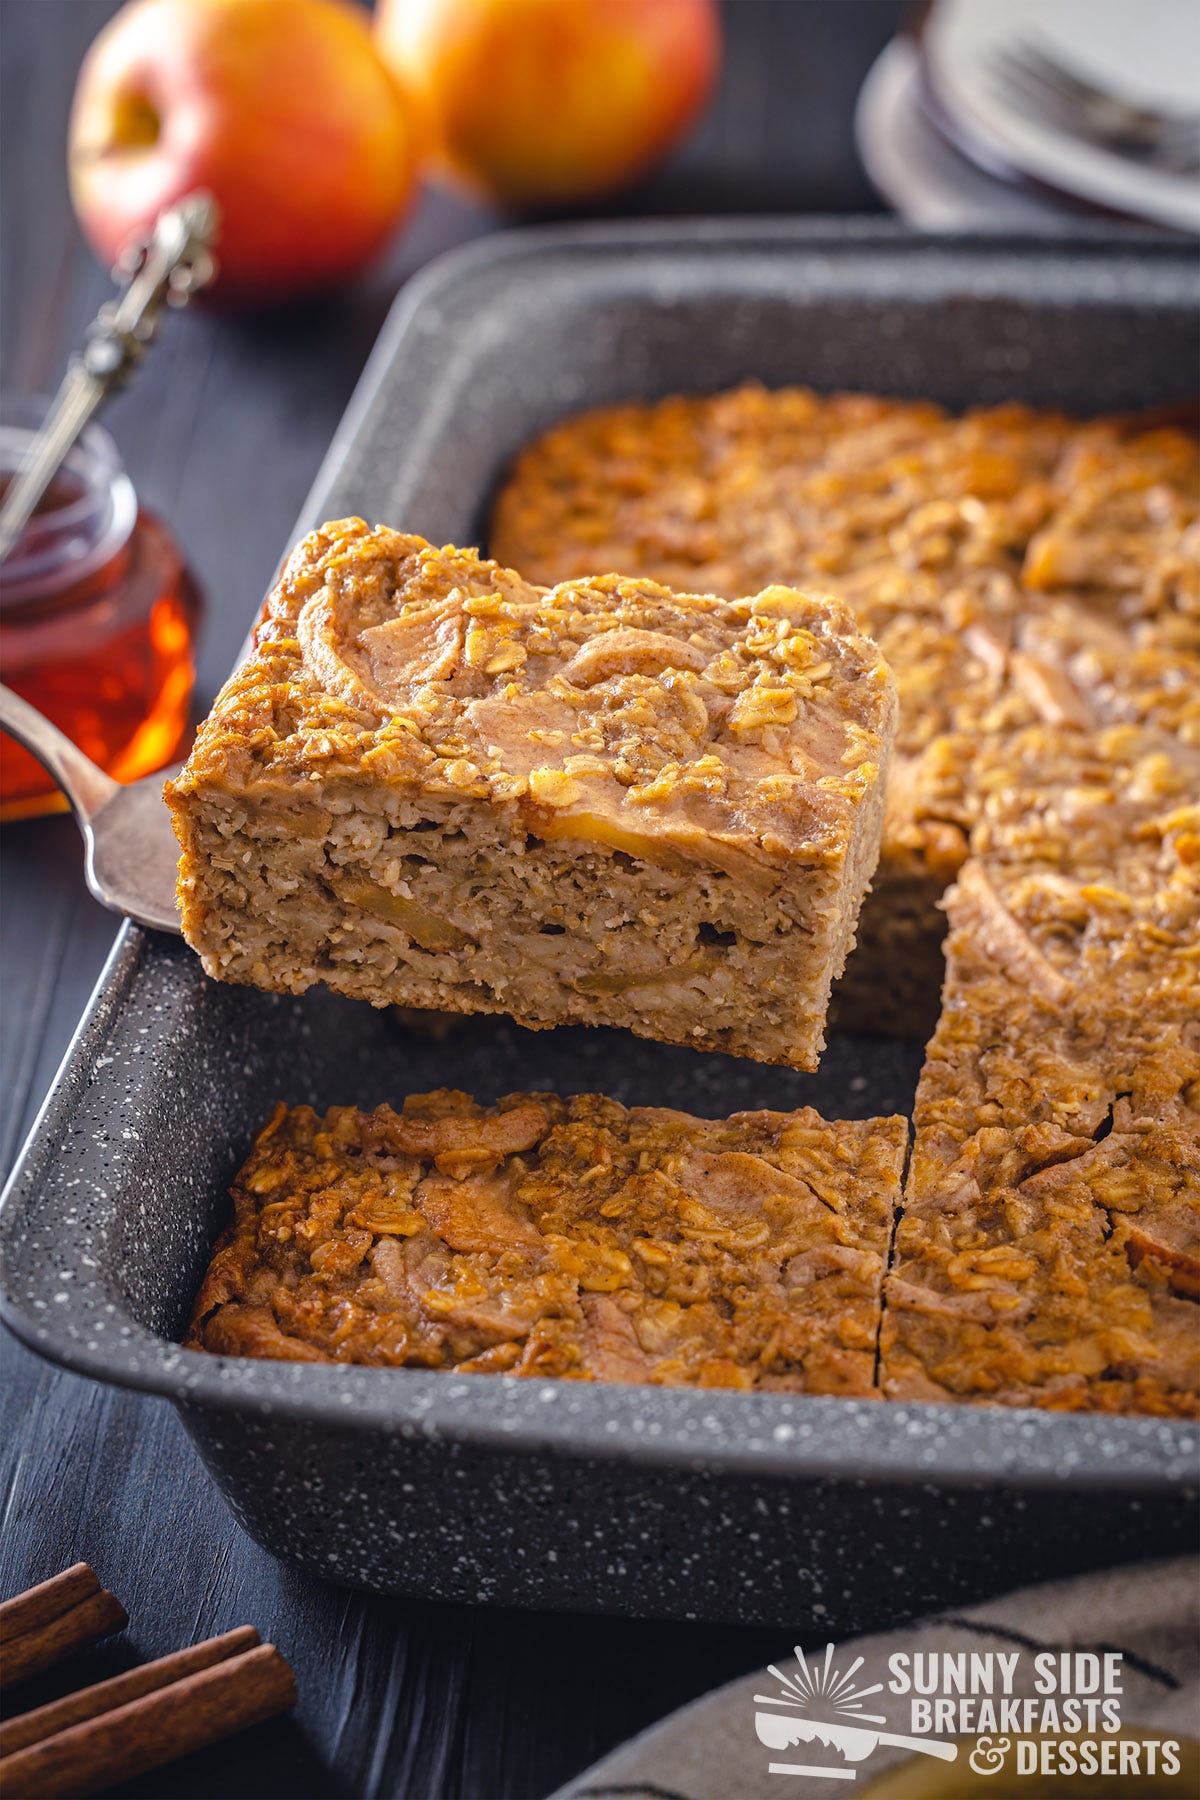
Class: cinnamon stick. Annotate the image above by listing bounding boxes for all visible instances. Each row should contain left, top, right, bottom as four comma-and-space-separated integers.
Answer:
0, 1641, 296, 1800
0, 1566, 100, 1643
0, 1626, 260, 1756
1, 1590, 128, 1689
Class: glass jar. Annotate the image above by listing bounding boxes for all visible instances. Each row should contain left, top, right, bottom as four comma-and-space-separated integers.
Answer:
0, 397, 201, 820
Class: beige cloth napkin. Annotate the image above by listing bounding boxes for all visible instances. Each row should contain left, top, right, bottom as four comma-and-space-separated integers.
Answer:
549, 1559, 1198, 1800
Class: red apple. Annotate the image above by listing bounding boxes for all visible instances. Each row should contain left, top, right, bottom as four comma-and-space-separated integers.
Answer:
69, 0, 420, 304
374, 0, 721, 208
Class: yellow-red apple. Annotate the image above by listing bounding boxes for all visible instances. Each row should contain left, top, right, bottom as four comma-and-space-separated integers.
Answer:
69, 0, 420, 304
374, 0, 720, 207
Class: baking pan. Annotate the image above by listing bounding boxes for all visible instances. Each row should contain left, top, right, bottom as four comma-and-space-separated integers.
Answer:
3, 222, 1198, 1635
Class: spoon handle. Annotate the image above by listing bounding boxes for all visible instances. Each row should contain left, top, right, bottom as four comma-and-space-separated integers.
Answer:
0, 192, 219, 561
0, 684, 118, 822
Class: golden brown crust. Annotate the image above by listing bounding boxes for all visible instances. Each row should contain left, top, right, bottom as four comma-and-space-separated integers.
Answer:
187, 1094, 908, 1394
490, 385, 1198, 753
881, 1120, 1200, 1416
169, 520, 895, 869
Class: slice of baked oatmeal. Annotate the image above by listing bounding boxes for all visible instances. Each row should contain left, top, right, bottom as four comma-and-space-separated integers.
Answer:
186, 1092, 909, 1394
879, 725, 1200, 1417
167, 521, 896, 1070
880, 1119, 1200, 1416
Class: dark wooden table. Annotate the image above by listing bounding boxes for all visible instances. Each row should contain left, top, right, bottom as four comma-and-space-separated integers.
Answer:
1, 5, 907, 1795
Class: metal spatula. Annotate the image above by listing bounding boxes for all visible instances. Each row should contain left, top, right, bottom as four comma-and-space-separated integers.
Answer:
0, 684, 182, 934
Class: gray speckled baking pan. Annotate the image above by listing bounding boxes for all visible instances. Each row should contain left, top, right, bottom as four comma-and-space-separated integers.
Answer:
3, 222, 1198, 1633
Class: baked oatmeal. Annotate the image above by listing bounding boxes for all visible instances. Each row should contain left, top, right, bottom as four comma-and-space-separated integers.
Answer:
483, 383, 1200, 1416
491, 385, 1200, 1030
881, 1118, 1200, 1415
177, 386, 1199, 1418
167, 521, 897, 1071
881, 725, 1199, 1414
187, 1092, 909, 1395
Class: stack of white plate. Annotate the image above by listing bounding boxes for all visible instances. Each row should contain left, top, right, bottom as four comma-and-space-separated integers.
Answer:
856, 0, 1200, 233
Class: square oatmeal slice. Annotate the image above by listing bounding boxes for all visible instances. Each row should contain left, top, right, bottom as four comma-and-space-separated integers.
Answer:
186, 1091, 909, 1394
167, 520, 896, 1069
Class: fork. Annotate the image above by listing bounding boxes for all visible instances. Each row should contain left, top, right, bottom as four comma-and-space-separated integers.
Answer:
988, 37, 1200, 174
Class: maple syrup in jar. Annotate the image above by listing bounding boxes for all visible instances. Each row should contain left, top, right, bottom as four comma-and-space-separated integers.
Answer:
0, 399, 200, 820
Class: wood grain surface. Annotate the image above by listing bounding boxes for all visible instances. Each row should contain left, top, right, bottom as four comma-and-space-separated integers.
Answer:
1, 5, 907, 1796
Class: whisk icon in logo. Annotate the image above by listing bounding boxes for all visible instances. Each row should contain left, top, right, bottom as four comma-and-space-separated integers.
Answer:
754, 1644, 959, 1781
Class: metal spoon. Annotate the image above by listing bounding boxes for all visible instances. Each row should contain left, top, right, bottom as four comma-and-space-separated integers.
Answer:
0, 193, 218, 562
0, 684, 182, 933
